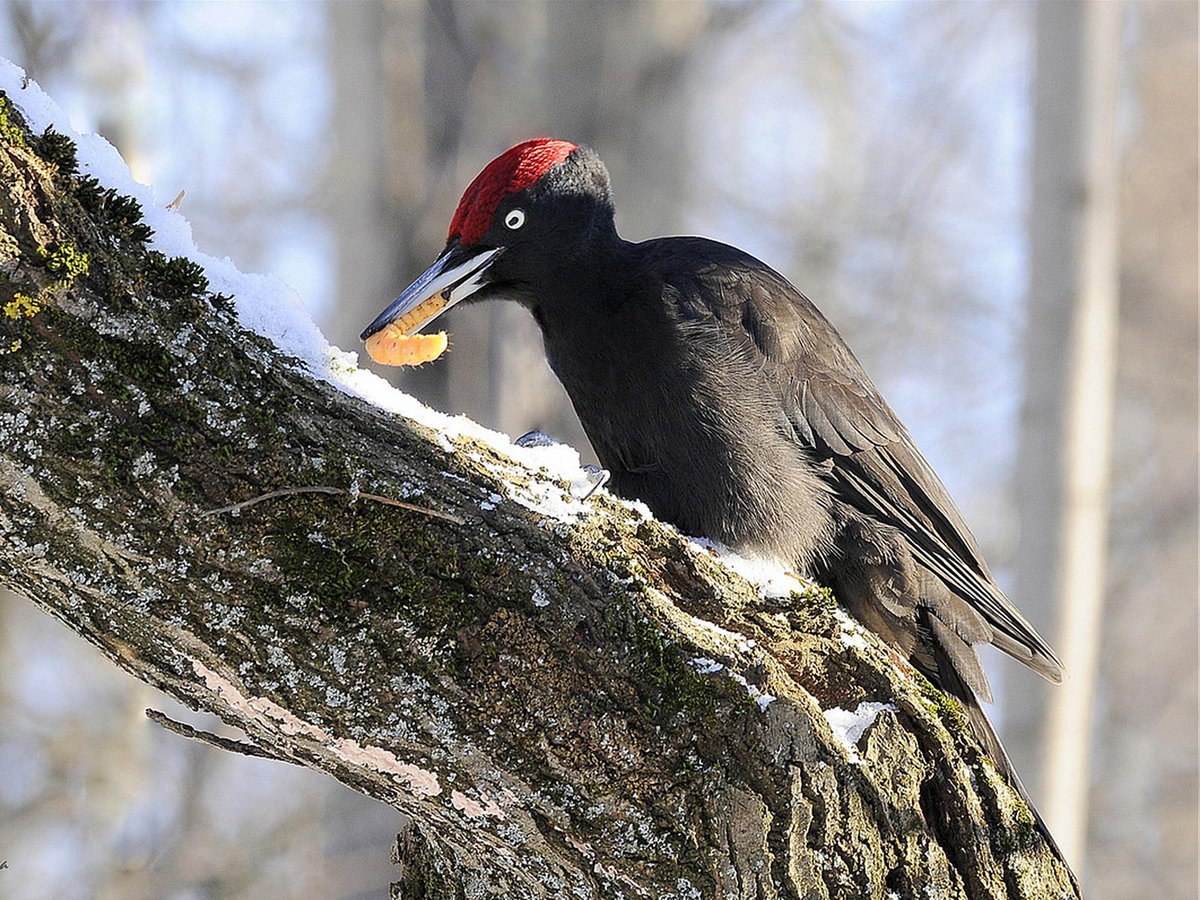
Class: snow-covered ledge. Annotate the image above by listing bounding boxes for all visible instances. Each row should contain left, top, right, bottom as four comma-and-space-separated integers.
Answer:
0, 63, 1078, 899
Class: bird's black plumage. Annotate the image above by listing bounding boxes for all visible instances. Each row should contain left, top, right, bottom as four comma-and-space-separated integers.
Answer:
532, 230, 1061, 693
365, 140, 1067, 858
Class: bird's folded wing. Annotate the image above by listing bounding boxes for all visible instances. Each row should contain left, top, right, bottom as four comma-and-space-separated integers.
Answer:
661, 242, 1062, 679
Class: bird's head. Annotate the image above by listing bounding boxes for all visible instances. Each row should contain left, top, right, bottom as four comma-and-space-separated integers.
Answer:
360, 138, 614, 343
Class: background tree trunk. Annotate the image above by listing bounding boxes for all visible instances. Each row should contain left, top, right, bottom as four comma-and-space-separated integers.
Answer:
1009, 0, 1122, 873
1090, 2, 1199, 896
0, 87, 1077, 898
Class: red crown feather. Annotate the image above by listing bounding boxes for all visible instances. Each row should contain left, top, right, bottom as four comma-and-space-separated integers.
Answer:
448, 139, 577, 246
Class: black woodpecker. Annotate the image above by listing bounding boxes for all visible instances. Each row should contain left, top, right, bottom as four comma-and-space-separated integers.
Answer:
362, 138, 1069, 866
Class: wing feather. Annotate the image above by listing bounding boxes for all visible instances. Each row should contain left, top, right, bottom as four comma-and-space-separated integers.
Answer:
650, 237, 1062, 679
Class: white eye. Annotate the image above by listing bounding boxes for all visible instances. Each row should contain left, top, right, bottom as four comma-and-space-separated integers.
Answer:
504, 208, 526, 230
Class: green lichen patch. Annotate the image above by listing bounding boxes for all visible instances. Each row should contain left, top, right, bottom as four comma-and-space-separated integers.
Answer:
1, 281, 53, 356
0, 93, 28, 148
975, 756, 1039, 855
224, 486, 497, 669
37, 240, 89, 282
801, 582, 838, 611
1, 241, 95, 351
914, 675, 969, 737
628, 606, 723, 722
2, 290, 39, 319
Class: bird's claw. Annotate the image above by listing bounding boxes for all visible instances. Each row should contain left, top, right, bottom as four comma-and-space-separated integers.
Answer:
580, 464, 610, 501
515, 430, 558, 449
516, 431, 608, 501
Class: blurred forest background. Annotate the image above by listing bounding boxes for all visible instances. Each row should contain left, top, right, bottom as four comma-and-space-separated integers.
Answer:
0, 1, 1195, 898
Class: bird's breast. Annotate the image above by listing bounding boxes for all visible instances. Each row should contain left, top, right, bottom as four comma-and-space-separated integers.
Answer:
540, 304, 834, 569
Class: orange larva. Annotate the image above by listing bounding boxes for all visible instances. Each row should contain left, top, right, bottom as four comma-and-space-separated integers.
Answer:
365, 326, 449, 367
363, 293, 450, 367
386, 293, 449, 336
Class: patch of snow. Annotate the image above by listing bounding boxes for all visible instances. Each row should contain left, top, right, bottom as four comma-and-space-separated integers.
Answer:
622, 498, 653, 520
834, 608, 872, 652
822, 701, 895, 763
689, 656, 775, 713
689, 616, 755, 653
839, 631, 870, 652
502, 438, 587, 486
688, 537, 806, 599
505, 475, 590, 523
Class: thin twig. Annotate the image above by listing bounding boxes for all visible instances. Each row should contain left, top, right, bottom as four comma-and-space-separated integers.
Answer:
200, 485, 340, 516
145, 708, 298, 765
357, 490, 464, 523
199, 485, 464, 524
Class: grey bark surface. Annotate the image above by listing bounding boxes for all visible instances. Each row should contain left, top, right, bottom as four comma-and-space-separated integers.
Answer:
0, 93, 1077, 899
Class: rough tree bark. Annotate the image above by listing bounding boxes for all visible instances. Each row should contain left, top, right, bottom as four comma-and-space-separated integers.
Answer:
0, 90, 1077, 899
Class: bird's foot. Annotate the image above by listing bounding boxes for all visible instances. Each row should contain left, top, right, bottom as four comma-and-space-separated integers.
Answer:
515, 431, 609, 501
580, 464, 610, 500
514, 430, 558, 449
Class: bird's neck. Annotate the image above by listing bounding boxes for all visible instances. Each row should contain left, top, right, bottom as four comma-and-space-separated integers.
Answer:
530, 225, 631, 329
529, 228, 660, 422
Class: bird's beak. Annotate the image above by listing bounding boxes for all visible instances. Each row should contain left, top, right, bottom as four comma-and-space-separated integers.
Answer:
360, 244, 502, 341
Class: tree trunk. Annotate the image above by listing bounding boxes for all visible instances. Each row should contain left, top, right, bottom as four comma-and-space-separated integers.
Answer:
0, 85, 1077, 899
1010, 0, 1122, 874
1093, 2, 1199, 895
